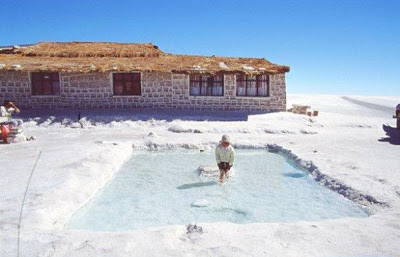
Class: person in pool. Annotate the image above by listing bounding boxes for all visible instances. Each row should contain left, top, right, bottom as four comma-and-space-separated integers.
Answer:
215, 134, 235, 184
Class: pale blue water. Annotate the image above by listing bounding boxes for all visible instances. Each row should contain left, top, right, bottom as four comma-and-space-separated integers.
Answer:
67, 149, 367, 231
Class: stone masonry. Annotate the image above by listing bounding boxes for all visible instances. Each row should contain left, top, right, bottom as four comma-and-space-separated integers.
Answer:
0, 71, 286, 111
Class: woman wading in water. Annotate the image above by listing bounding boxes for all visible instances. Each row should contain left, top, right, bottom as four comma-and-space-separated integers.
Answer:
215, 135, 235, 184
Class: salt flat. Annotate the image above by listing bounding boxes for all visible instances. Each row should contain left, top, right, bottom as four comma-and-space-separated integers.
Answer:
1, 94, 399, 257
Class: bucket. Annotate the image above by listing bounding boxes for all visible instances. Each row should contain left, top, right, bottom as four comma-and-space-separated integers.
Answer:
1, 125, 10, 141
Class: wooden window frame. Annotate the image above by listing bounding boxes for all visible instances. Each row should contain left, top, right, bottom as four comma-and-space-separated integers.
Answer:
113, 72, 141, 96
189, 74, 224, 97
236, 74, 270, 97
31, 72, 60, 96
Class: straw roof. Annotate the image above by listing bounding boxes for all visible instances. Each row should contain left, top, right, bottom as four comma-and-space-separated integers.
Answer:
14, 42, 163, 58
0, 42, 290, 74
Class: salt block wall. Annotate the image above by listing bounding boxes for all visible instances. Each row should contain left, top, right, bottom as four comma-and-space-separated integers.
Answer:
172, 74, 286, 111
0, 71, 286, 111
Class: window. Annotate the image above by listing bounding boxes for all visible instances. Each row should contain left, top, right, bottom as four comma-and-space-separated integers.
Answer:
189, 74, 224, 96
113, 73, 141, 96
236, 74, 270, 97
31, 72, 60, 95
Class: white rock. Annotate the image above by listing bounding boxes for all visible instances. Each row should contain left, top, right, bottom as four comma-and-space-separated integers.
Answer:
191, 199, 210, 207
192, 65, 202, 70
168, 125, 191, 133
148, 132, 157, 137
243, 65, 255, 71
219, 62, 229, 69
197, 164, 234, 177
11, 64, 21, 70
197, 164, 219, 176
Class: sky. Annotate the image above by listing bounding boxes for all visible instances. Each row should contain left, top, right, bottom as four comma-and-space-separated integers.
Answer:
0, 0, 399, 96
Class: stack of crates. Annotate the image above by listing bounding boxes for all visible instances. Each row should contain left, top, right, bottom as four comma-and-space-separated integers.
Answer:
7, 127, 26, 143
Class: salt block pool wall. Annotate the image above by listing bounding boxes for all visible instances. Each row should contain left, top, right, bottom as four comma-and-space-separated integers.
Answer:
0, 71, 286, 111
67, 149, 367, 231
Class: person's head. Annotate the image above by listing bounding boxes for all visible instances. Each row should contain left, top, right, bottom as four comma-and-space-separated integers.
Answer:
220, 134, 231, 148
3, 100, 12, 108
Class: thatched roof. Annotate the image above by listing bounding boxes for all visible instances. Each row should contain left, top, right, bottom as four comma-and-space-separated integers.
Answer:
13, 42, 163, 58
0, 42, 290, 74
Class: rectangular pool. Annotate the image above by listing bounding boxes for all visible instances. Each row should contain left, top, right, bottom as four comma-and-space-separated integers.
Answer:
67, 149, 367, 231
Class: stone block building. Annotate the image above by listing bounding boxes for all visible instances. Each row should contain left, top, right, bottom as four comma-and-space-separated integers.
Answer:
0, 42, 289, 111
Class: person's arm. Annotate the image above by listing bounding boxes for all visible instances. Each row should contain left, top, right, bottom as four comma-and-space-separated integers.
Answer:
215, 147, 221, 164
229, 148, 235, 167
9, 102, 20, 113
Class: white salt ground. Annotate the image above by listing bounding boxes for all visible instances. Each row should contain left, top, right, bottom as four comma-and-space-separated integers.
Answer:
0, 94, 400, 257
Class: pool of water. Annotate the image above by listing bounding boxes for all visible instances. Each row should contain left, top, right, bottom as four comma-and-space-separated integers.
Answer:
67, 149, 367, 231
